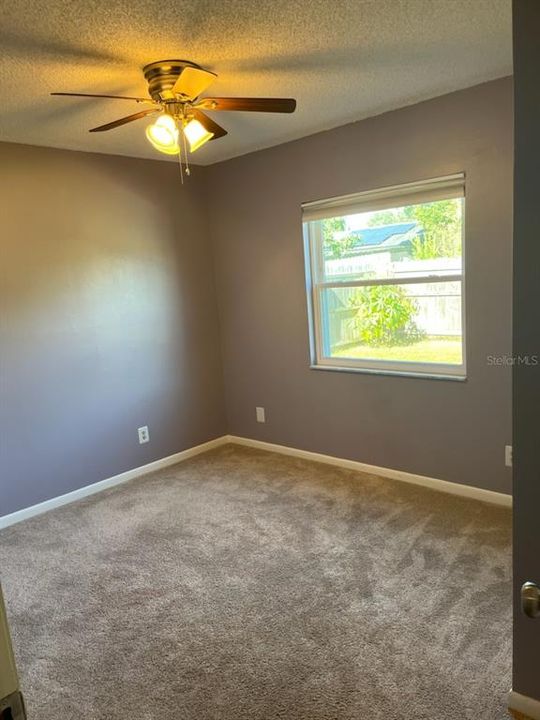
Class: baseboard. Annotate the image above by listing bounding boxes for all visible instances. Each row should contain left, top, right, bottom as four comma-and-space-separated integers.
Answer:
509, 691, 540, 720
1, 432, 511, 530
0, 436, 230, 530
227, 435, 512, 507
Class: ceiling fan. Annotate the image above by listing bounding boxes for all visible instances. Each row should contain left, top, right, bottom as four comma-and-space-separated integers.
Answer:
51, 59, 297, 164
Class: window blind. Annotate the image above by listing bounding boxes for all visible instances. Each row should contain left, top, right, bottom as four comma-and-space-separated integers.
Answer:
301, 173, 465, 222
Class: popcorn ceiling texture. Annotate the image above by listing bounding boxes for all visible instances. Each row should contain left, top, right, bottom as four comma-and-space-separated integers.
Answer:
0, 0, 511, 165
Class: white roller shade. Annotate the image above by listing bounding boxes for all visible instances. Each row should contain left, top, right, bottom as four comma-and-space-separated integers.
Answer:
302, 173, 465, 222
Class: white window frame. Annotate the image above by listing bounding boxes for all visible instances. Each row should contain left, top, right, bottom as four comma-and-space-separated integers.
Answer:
302, 174, 467, 380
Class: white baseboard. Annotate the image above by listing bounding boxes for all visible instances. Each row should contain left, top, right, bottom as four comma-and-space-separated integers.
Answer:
509, 691, 540, 720
1, 432, 511, 531
0, 436, 229, 530
227, 435, 512, 507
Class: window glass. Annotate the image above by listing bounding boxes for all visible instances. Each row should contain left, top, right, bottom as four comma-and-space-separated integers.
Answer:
303, 179, 465, 377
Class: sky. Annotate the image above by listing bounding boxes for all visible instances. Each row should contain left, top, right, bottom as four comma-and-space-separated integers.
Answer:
345, 210, 381, 231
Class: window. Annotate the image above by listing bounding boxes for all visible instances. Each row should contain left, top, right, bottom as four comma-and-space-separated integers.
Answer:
303, 174, 466, 378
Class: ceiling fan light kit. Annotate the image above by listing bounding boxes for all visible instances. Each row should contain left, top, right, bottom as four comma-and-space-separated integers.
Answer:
51, 59, 297, 180
145, 114, 180, 155
183, 118, 214, 152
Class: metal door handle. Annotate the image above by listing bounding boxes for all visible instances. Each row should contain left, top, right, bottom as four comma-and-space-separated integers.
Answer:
521, 581, 540, 618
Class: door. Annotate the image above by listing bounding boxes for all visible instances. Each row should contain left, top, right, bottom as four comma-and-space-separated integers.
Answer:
0, 584, 26, 719
512, 0, 540, 715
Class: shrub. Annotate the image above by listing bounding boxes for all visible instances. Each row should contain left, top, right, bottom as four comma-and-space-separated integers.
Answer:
347, 285, 426, 346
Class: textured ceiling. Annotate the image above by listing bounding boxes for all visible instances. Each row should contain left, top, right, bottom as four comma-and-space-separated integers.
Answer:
0, 0, 512, 166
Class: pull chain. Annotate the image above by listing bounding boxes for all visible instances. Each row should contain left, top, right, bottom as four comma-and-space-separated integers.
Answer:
177, 141, 184, 185
182, 125, 190, 176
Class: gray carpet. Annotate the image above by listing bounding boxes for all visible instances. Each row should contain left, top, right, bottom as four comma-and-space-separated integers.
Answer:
0, 445, 511, 719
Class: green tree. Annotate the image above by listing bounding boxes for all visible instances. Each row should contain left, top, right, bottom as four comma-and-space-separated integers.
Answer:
367, 200, 461, 260
322, 217, 356, 259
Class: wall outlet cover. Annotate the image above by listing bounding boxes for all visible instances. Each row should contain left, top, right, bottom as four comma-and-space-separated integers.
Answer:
505, 445, 513, 467
256, 407, 265, 423
138, 426, 150, 444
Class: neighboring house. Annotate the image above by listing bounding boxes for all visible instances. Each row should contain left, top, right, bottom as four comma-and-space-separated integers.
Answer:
337, 222, 423, 260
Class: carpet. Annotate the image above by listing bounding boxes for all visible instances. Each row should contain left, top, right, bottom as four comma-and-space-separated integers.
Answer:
0, 445, 512, 719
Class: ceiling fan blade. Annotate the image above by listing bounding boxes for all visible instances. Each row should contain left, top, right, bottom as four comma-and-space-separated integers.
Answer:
196, 97, 296, 113
51, 92, 152, 103
172, 67, 217, 100
191, 109, 228, 140
89, 109, 158, 133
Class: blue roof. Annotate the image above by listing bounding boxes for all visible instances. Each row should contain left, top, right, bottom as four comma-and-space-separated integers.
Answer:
350, 222, 418, 246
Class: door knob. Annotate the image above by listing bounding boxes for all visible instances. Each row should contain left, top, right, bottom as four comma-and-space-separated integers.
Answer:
521, 581, 540, 618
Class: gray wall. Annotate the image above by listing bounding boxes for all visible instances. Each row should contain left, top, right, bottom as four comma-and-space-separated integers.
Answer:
512, 0, 540, 702
0, 77, 515, 518
0, 143, 226, 516
207, 77, 513, 494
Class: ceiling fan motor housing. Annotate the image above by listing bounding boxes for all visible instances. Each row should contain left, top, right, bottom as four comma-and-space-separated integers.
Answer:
143, 60, 203, 101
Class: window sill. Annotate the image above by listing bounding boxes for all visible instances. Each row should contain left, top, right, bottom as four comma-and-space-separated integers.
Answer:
309, 364, 467, 382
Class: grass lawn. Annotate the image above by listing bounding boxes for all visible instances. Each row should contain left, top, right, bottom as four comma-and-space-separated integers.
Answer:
333, 337, 462, 364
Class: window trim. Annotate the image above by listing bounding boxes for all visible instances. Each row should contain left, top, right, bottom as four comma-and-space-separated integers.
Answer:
303, 175, 467, 380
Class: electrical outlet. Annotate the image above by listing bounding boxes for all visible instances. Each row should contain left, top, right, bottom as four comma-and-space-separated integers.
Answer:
256, 407, 266, 423
138, 426, 150, 444
505, 445, 512, 467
